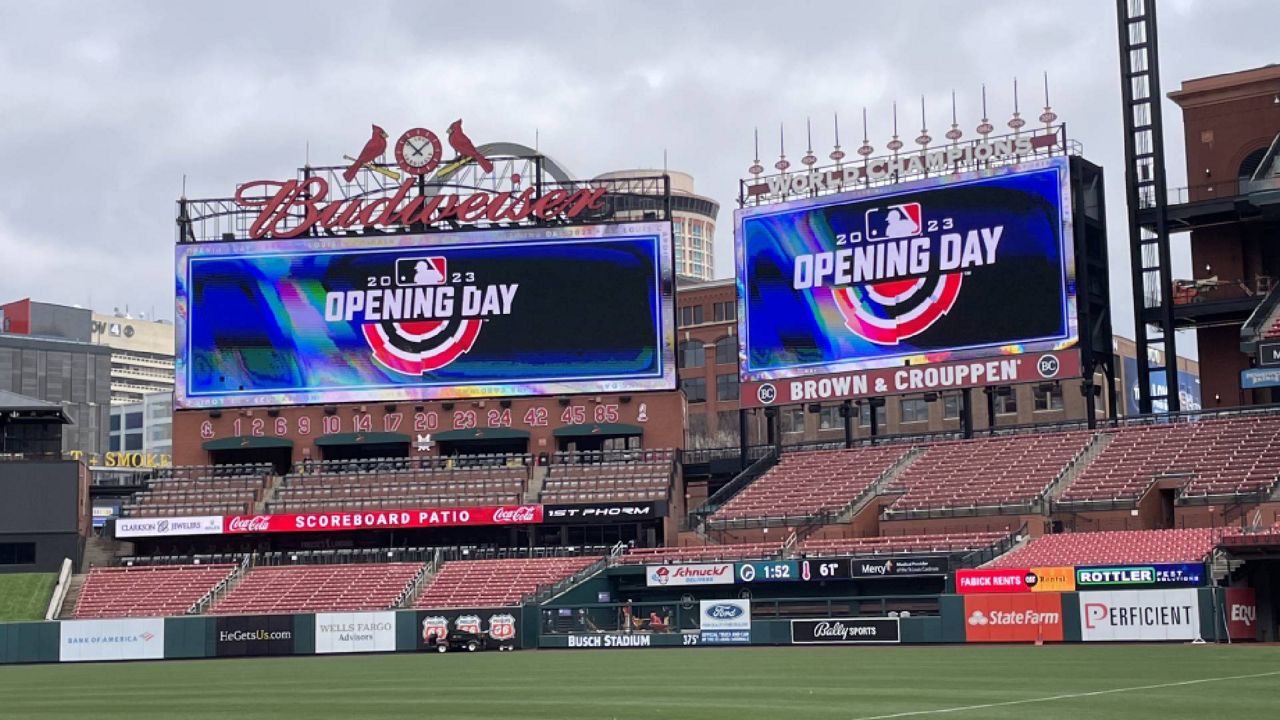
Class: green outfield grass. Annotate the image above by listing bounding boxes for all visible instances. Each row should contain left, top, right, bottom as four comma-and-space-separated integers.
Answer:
0, 644, 1276, 720
0, 574, 55, 622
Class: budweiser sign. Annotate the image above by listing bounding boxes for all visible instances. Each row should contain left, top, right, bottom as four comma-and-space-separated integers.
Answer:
236, 179, 607, 239
231, 121, 610, 239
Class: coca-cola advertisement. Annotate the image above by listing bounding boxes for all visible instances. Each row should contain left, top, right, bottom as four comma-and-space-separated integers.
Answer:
223, 504, 544, 535
790, 617, 901, 644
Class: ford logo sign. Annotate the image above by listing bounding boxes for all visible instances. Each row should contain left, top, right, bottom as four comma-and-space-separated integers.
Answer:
707, 603, 744, 619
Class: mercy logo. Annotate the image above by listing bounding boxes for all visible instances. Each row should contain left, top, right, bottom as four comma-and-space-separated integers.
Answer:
792, 200, 1004, 346
323, 255, 518, 376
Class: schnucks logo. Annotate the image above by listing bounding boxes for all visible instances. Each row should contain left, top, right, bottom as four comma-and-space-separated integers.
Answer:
793, 199, 1003, 345
323, 254, 517, 376
706, 603, 744, 620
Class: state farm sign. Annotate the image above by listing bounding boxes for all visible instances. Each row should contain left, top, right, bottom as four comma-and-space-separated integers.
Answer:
646, 563, 734, 587
964, 594, 1064, 643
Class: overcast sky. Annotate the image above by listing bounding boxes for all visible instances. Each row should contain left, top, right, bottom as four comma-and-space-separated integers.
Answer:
0, 0, 1274, 345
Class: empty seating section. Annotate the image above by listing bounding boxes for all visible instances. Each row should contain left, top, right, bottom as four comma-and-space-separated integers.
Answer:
123, 464, 271, 517
541, 449, 675, 504
711, 446, 910, 522
887, 433, 1091, 513
1060, 416, 1280, 503
73, 564, 236, 618
616, 543, 781, 565
988, 528, 1220, 567
414, 557, 597, 608
270, 456, 529, 513
210, 563, 421, 615
1264, 315, 1280, 340
799, 531, 1008, 557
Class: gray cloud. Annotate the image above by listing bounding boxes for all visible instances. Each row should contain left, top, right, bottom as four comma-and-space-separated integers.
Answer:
0, 0, 1274, 348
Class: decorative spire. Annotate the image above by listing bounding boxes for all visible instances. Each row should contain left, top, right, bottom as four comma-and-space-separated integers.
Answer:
977, 84, 994, 138
887, 101, 904, 153
945, 90, 963, 143
914, 95, 931, 149
829, 112, 846, 164
1008, 77, 1026, 132
774, 123, 790, 172
749, 127, 764, 177
1039, 71, 1058, 129
802, 117, 818, 167
857, 107, 874, 158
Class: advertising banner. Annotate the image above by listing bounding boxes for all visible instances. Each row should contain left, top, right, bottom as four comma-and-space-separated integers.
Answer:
1079, 589, 1200, 642
964, 593, 1064, 643
736, 158, 1076, 389
565, 633, 659, 649
1241, 368, 1280, 390
736, 560, 798, 583
114, 516, 223, 539
416, 608, 518, 648
223, 504, 542, 535
791, 617, 901, 644
850, 556, 949, 578
314, 611, 396, 654
800, 558, 852, 581
1028, 566, 1076, 593
1258, 341, 1280, 369
955, 568, 1034, 594
700, 599, 751, 645
177, 222, 675, 408
1075, 564, 1205, 590
646, 563, 734, 587
543, 501, 666, 524
1225, 587, 1257, 641
59, 618, 166, 662
215, 615, 295, 657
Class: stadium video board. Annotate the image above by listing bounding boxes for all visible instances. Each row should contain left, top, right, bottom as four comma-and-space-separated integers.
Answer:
736, 158, 1076, 406
176, 222, 674, 408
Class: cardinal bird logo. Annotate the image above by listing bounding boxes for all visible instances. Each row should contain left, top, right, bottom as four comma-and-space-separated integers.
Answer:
447, 119, 494, 174
343, 124, 394, 182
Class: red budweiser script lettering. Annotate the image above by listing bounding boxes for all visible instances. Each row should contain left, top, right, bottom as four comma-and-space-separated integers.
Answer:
235, 178, 608, 239
222, 505, 544, 534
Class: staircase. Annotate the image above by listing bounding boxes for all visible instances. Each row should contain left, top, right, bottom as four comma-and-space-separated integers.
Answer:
58, 575, 86, 619
1044, 432, 1115, 505
256, 474, 287, 514
82, 535, 123, 570
526, 464, 548, 504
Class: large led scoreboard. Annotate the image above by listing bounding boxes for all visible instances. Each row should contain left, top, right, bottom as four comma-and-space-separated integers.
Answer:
736, 157, 1094, 408
176, 222, 676, 409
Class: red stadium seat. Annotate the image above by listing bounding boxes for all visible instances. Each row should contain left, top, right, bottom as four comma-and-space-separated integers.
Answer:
987, 528, 1221, 567
799, 531, 1009, 557
73, 564, 236, 619
615, 542, 782, 565
413, 557, 597, 609
209, 563, 422, 615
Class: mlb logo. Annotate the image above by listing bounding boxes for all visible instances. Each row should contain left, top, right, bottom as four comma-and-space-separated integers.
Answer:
865, 203, 922, 240
396, 256, 447, 286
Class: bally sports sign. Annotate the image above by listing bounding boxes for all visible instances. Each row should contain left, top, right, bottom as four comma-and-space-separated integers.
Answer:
736, 157, 1078, 405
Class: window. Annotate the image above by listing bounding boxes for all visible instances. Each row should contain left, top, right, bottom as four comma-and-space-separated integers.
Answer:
125, 412, 143, 430
818, 406, 842, 430
782, 407, 805, 434
714, 336, 736, 365
125, 433, 143, 451
714, 301, 736, 323
678, 340, 704, 368
109, 414, 120, 432
993, 387, 1018, 415
684, 377, 706, 403
859, 402, 887, 427
716, 373, 739, 401
1034, 384, 1065, 411
900, 397, 929, 423
943, 393, 961, 420
0, 543, 35, 565
691, 222, 704, 239
679, 305, 704, 327
108, 435, 121, 452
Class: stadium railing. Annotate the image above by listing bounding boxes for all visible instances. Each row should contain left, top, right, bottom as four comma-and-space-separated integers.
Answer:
685, 448, 779, 531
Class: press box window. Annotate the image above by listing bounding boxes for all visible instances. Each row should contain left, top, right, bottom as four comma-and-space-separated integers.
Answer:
943, 393, 961, 420
716, 374, 739, 401
782, 408, 806, 434
1034, 384, 1065, 411
714, 302, 736, 322
900, 398, 929, 423
818, 406, 841, 430
993, 387, 1018, 415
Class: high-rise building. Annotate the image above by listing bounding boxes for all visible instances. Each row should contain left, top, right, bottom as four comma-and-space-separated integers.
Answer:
89, 312, 175, 405
595, 169, 720, 281
0, 300, 112, 459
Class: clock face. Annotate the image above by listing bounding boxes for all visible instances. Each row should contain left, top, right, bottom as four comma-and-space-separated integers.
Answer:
394, 128, 442, 176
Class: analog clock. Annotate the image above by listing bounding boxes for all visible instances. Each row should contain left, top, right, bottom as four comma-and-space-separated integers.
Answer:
394, 128, 443, 176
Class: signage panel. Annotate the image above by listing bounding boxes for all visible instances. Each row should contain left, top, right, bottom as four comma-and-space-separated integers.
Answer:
963, 593, 1064, 643
699, 599, 751, 645
646, 563, 734, 587
314, 611, 396, 654
59, 618, 166, 662
791, 617, 901, 644
1079, 589, 1200, 642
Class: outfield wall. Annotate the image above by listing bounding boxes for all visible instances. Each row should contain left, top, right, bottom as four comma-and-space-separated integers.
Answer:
0, 588, 1242, 664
